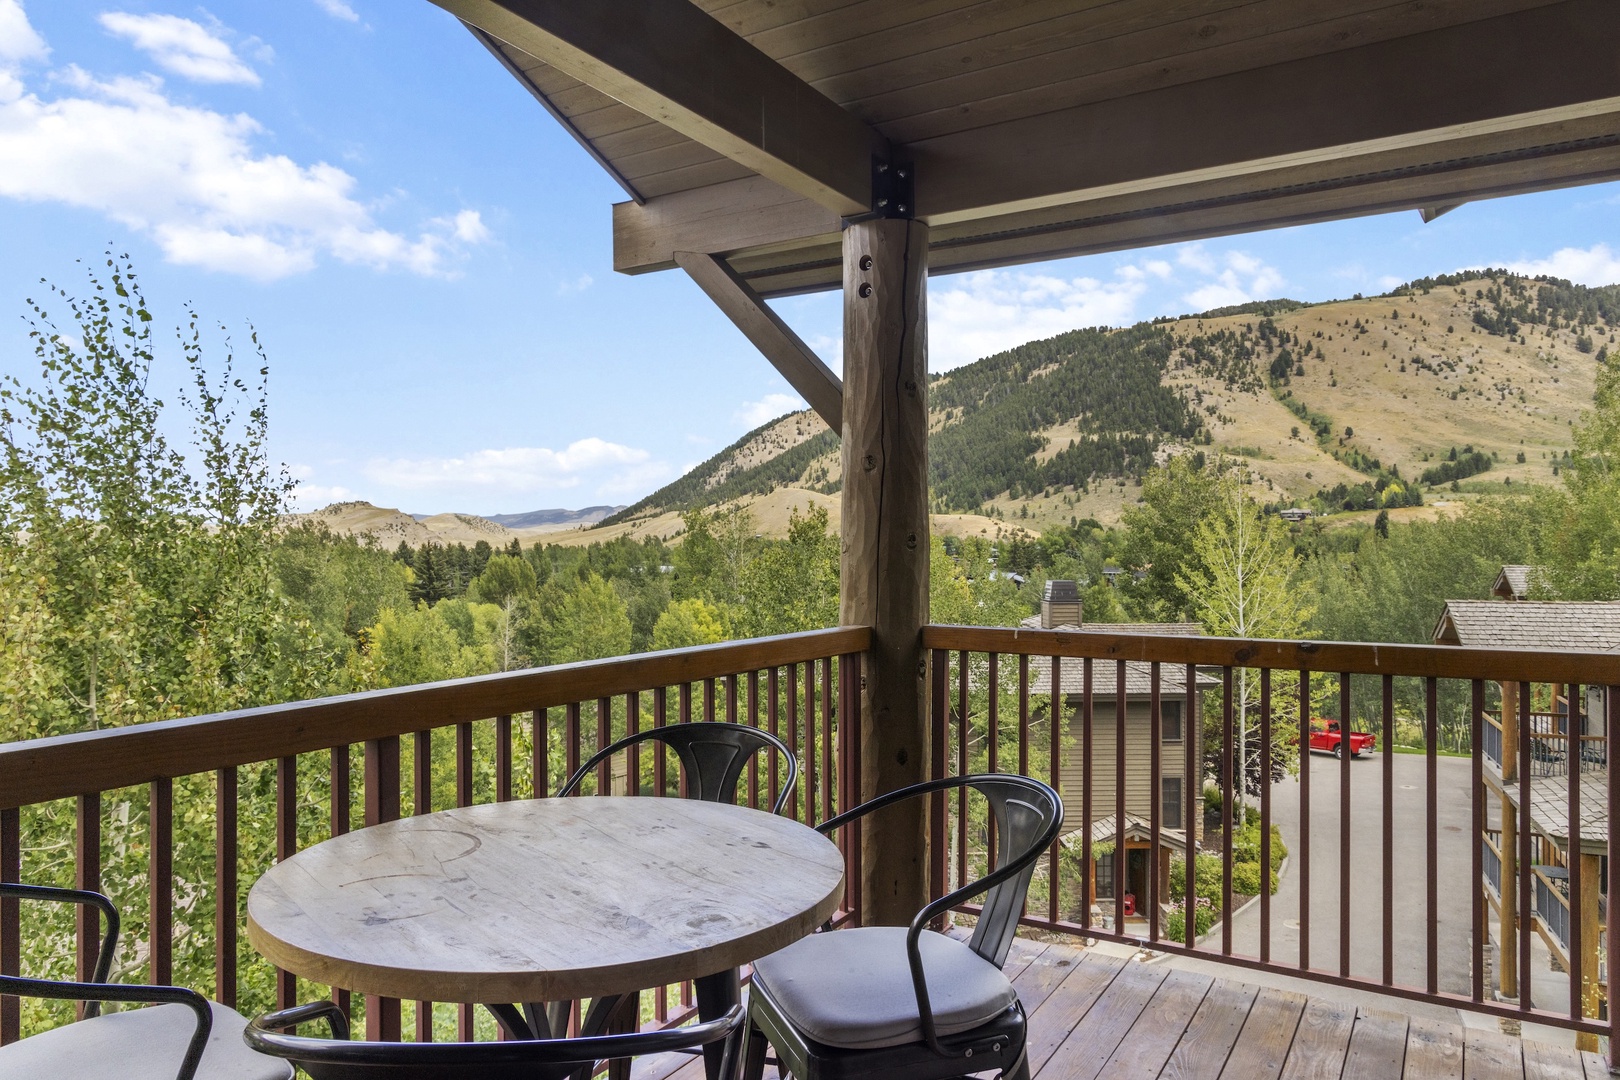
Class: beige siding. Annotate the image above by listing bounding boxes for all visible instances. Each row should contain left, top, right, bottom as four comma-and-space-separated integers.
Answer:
1062, 698, 1193, 833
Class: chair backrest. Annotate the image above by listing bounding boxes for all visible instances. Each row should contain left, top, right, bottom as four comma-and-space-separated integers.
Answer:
245, 1001, 744, 1080
963, 774, 1063, 969
556, 721, 798, 814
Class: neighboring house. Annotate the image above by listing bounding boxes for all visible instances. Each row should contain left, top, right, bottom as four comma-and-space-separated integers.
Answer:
1435, 576, 1620, 1019
1025, 581, 1217, 924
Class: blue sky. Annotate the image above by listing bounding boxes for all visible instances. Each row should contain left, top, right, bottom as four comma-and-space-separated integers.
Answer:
2, 0, 1617, 515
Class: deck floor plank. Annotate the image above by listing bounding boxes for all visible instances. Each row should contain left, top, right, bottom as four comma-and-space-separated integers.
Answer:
1217, 986, 1309, 1080
1277, 997, 1358, 1080
1522, 1038, 1587, 1080
1034, 961, 1170, 1079
1465, 1026, 1527, 1080
1579, 1049, 1610, 1080
1158, 977, 1259, 1080
1402, 1015, 1464, 1080
1008, 939, 1082, 1017
1094, 968, 1215, 1079
1340, 1008, 1410, 1080
1023, 951, 1128, 1073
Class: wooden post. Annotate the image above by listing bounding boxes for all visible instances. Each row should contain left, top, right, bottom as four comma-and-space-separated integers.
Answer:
1579, 851, 1602, 1051
1500, 799, 1519, 1000
840, 216, 930, 927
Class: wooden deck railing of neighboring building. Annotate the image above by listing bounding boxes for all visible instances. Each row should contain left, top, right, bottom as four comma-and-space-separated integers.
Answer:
921, 625, 1620, 1052
0, 627, 868, 1044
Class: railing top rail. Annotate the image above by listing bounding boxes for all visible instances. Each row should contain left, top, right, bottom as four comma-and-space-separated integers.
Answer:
0, 626, 870, 810
923, 624, 1620, 685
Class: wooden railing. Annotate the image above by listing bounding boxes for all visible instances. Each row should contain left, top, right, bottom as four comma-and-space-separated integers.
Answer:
921, 624, 1620, 1048
0, 627, 868, 1045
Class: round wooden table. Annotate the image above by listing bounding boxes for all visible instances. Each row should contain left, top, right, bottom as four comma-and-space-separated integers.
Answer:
246, 798, 845, 1006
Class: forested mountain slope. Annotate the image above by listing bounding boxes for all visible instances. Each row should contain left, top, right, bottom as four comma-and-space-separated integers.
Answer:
602, 271, 1616, 534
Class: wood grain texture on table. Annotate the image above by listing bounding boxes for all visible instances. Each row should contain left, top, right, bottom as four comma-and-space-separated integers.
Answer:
246, 798, 844, 1003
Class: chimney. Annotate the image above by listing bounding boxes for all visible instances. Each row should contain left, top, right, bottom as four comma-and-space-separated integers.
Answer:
1041, 579, 1082, 629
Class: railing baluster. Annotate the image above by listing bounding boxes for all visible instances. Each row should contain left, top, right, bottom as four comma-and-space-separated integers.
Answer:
1518, 682, 1533, 1013
653, 689, 668, 800
1185, 661, 1197, 949
1, 806, 18, 1046
845, 652, 863, 923
820, 658, 833, 825
364, 736, 402, 1042
565, 702, 582, 794
1471, 679, 1485, 1004
595, 698, 612, 795
957, 651, 968, 891
215, 769, 237, 1009
1082, 657, 1093, 936
496, 715, 513, 803
1050, 655, 1062, 928
1339, 672, 1352, 979
767, 669, 781, 810
1382, 674, 1394, 987
1018, 654, 1030, 778
330, 748, 351, 1025
726, 674, 738, 726
1258, 669, 1270, 963
1425, 677, 1438, 998
746, 672, 759, 808
625, 692, 641, 799
276, 756, 297, 1010
1606, 683, 1619, 1067
455, 722, 475, 1040
703, 678, 716, 723
1115, 660, 1127, 940
804, 663, 817, 827
76, 792, 101, 1006
987, 652, 1000, 873
1220, 666, 1233, 957
533, 707, 549, 800
1299, 670, 1311, 972
411, 732, 431, 1042
930, 649, 948, 911
1568, 682, 1582, 1024
150, 776, 174, 989
786, 666, 799, 822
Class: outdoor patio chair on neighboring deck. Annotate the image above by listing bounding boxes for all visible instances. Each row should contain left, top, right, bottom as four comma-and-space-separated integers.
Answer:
742, 773, 1063, 1080
244, 999, 745, 1080
0, 883, 292, 1080
558, 720, 799, 814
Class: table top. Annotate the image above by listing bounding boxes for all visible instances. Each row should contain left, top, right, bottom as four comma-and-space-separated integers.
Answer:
245, 798, 845, 1004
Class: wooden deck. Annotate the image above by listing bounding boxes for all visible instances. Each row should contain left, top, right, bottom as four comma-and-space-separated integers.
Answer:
637, 936, 1609, 1080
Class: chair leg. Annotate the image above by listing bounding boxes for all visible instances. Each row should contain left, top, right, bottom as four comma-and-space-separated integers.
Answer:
1001, 1043, 1031, 1080
606, 991, 639, 1080
742, 1019, 769, 1080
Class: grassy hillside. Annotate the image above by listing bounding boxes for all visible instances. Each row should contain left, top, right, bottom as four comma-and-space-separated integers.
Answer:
606, 271, 1613, 535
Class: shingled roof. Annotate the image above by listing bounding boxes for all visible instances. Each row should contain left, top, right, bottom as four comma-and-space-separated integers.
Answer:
1491, 565, 1543, 601
1020, 617, 1220, 697
1432, 600, 1620, 651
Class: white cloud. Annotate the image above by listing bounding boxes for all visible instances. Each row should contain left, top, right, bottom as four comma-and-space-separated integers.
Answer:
735, 392, 804, 428
312, 0, 360, 22
556, 272, 593, 295
0, 7, 490, 280
289, 482, 354, 510
927, 267, 1150, 370
1505, 243, 1620, 287
363, 438, 674, 500
1180, 247, 1285, 312
99, 12, 259, 86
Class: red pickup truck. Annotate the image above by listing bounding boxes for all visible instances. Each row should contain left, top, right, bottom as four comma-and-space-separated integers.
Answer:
1308, 719, 1377, 758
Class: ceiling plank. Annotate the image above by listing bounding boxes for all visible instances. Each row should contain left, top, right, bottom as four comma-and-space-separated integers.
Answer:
431, 0, 891, 215
674, 252, 842, 433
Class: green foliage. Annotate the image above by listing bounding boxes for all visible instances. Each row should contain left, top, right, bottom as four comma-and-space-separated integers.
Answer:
550, 571, 633, 663
735, 504, 840, 636
468, 553, 538, 607
1116, 454, 1223, 620
602, 425, 838, 523
651, 598, 727, 650
1419, 445, 1493, 486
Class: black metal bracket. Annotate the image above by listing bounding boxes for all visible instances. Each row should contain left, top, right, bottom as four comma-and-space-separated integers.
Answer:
842, 156, 915, 227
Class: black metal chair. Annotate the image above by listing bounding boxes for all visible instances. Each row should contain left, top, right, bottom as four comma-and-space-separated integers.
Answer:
0, 883, 292, 1080
742, 774, 1063, 1080
244, 999, 746, 1080
557, 721, 799, 814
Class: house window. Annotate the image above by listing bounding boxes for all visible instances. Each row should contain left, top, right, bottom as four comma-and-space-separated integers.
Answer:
1162, 777, 1184, 830
1095, 852, 1114, 899
1162, 700, 1183, 742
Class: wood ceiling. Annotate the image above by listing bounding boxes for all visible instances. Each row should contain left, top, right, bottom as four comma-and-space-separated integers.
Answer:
439, 0, 1620, 296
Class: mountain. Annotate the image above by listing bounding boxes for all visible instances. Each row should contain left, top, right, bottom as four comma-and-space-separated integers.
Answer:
286, 502, 625, 547
601, 270, 1616, 534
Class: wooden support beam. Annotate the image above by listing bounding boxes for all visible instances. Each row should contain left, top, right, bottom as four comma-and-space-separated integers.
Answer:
840, 218, 930, 927
431, 0, 890, 216
674, 251, 841, 433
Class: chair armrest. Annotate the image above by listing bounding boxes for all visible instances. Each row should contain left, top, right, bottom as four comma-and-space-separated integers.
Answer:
0, 975, 211, 1080
251, 1000, 351, 1040
0, 883, 120, 1009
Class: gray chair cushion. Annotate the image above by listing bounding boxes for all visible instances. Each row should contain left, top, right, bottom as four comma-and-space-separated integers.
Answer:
751, 926, 1017, 1050
0, 1000, 292, 1080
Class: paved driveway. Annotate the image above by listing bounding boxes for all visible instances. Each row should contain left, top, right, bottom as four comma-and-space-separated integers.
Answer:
1214, 752, 1479, 993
